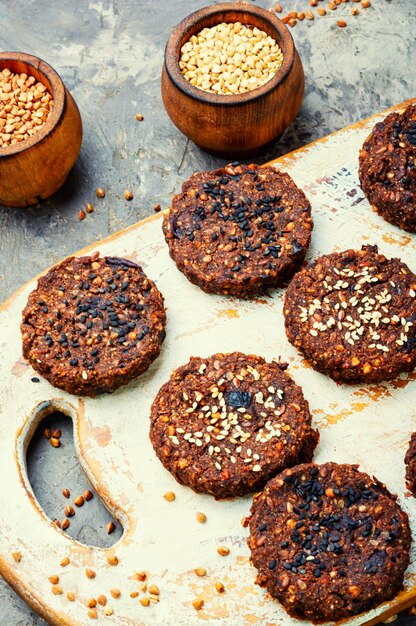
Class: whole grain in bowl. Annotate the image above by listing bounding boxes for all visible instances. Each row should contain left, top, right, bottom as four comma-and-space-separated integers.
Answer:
179, 22, 284, 95
0, 68, 54, 147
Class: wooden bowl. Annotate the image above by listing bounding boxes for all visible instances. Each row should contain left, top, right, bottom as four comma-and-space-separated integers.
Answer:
0, 52, 82, 207
161, 3, 305, 157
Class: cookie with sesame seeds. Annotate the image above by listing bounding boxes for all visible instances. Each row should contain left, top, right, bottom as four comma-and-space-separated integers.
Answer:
284, 245, 416, 384
163, 163, 313, 298
21, 254, 166, 396
359, 103, 416, 233
149, 352, 319, 499
405, 433, 416, 497
248, 462, 411, 622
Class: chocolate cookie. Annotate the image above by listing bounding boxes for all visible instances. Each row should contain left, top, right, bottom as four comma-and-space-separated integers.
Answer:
21, 255, 166, 396
149, 352, 319, 498
359, 104, 416, 232
284, 245, 416, 384
248, 462, 411, 622
405, 433, 416, 497
163, 163, 313, 297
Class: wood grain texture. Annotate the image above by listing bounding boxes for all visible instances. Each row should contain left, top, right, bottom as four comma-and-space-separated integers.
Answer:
161, 3, 304, 156
0, 101, 414, 626
0, 52, 82, 207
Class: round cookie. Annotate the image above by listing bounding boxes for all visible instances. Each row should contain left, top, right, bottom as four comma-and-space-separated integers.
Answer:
163, 163, 313, 298
359, 103, 416, 233
248, 462, 411, 622
284, 245, 416, 384
405, 433, 416, 497
149, 352, 319, 498
21, 254, 166, 396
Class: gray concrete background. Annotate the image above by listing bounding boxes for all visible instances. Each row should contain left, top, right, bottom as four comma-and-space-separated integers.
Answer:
0, 0, 415, 623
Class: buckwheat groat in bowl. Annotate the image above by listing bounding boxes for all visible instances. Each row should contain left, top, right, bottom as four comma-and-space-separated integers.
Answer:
21, 254, 166, 396
163, 162, 313, 297
161, 3, 304, 156
284, 245, 416, 384
248, 462, 411, 622
359, 103, 416, 232
149, 352, 319, 498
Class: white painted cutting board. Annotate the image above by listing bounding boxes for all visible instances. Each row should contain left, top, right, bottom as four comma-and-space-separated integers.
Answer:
0, 99, 415, 626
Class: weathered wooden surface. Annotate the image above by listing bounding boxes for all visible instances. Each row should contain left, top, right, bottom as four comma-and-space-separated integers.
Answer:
0, 1, 415, 623
0, 102, 415, 626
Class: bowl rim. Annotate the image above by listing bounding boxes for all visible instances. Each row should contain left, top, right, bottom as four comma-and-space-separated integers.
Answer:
0, 51, 66, 158
164, 2, 296, 107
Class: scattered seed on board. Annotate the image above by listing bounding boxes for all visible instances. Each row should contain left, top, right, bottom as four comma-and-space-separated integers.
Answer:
136, 114, 144, 121
195, 567, 207, 577
215, 581, 225, 593
149, 585, 160, 596
78, 210, 86, 221
53, 429, 61, 438
43, 428, 52, 439
49, 575, 59, 584
61, 518, 70, 530
196, 512, 207, 524
130, 591, 139, 598
64, 505, 75, 518
98, 596, 108, 607
86, 568, 96, 579
136, 571, 147, 581
107, 555, 119, 566
163, 491, 176, 502
217, 546, 230, 556
62, 488, 70, 499
74, 495, 85, 507
140, 597, 150, 607
124, 190, 134, 201
86, 203, 94, 214
107, 521, 115, 534
153, 203, 161, 212
104, 607, 113, 616
193, 599, 204, 611
337, 20, 347, 27
50, 437, 60, 448
84, 490, 94, 501
87, 598, 97, 608
111, 588, 121, 598
52, 585, 63, 595
88, 608, 98, 619
67, 592, 76, 601
96, 187, 106, 198
60, 557, 70, 567
361, 0, 371, 6
12, 551, 21, 562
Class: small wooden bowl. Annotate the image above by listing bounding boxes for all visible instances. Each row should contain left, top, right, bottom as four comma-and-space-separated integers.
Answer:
161, 3, 305, 157
0, 52, 82, 207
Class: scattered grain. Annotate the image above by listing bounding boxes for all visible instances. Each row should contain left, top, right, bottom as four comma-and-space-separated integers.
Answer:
140, 597, 150, 607
215, 581, 225, 593
217, 546, 230, 556
74, 495, 85, 507
84, 490, 94, 501
106, 521, 116, 534
107, 555, 119, 566
49, 575, 59, 584
196, 511, 207, 524
337, 20, 347, 26
43, 428, 52, 439
124, 190, 134, 201
195, 567, 207, 577
163, 491, 176, 502
12, 551, 21, 563
64, 505, 75, 518
78, 210, 86, 221
67, 592, 76, 601
52, 585, 63, 595
193, 599, 204, 611
50, 437, 61, 447
86, 568, 96, 579
86, 203, 94, 214
96, 187, 106, 198
60, 557, 70, 567
136, 113, 144, 121
110, 588, 121, 599
61, 518, 70, 531
62, 488, 70, 499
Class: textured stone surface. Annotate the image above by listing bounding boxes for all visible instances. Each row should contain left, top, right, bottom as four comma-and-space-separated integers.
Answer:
0, 0, 414, 623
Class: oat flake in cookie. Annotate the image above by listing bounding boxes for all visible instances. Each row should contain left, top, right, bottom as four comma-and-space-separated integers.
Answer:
149, 352, 319, 498
405, 433, 416, 497
21, 255, 166, 396
284, 245, 416, 384
248, 462, 411, 623
359, 103, 416, 232
163, 163, 313, 298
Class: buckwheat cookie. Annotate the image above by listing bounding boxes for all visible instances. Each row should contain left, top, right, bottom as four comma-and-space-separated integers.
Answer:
248, 462, 411, 622
284, 245, 416, 384
405, 432, 416, 497
163, 163, 313, 297
21, 254, 166, 396
359, 103, 416, 232
149, 352, 319, 498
